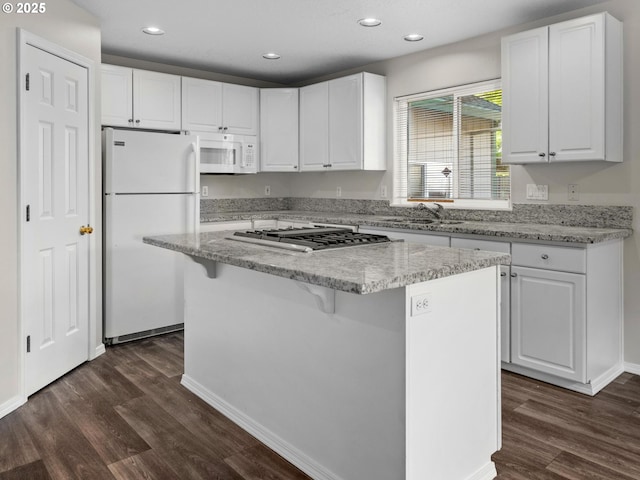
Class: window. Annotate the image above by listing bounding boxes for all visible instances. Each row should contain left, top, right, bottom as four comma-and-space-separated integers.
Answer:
394, 79, 509, 208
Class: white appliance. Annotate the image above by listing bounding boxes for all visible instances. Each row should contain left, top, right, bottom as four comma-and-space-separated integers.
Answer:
196, 132, 258, 174
103, 128, 199, 344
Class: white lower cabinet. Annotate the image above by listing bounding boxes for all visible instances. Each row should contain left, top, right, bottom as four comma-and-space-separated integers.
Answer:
510, 266, 586, 381
505, 240, 623, 395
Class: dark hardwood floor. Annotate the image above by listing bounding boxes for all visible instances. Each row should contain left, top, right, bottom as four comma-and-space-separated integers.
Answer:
1, 331, 639, 479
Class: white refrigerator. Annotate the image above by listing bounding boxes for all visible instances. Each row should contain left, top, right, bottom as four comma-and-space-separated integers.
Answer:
103, 128, 199, 344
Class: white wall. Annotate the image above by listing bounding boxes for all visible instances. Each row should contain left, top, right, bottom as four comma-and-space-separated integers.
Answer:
0, 2, 101, 410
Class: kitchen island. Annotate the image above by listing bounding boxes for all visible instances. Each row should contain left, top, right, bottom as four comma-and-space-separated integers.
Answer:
144, 231, 510, 480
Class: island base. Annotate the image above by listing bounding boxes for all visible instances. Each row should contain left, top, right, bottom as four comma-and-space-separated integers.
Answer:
182, 257, 501, 480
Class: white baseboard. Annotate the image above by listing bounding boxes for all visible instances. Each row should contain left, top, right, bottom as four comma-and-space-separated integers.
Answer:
90, 343, 106, 360
181, 374, 343, 480
467, 462, 498, 480
501, 362, 624, 396
624, 362, 640, 376
0, 394, 26, 420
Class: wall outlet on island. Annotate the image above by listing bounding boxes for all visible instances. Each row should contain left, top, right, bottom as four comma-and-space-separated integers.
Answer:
201, 186, 208, 197
264, 185, 271, 196
336, 186, 342, 197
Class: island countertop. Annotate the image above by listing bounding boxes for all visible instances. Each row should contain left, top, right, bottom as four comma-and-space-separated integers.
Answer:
144, 231, 511, 294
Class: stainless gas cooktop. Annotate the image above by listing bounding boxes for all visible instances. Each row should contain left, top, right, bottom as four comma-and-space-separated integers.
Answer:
228, 227, 392, 253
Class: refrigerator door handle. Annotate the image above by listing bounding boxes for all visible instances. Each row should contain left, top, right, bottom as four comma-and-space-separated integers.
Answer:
192, 138, 200, 236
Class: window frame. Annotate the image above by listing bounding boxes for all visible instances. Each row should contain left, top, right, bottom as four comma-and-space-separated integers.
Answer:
393, 79, 511, 210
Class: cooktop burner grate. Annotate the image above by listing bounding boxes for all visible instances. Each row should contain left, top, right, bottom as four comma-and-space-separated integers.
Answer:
230, 227, 392, 251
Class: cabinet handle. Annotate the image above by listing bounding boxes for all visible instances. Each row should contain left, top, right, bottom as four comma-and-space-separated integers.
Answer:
135, 119, 140, 124
500, 272, 507, 277
541, 254, 549, 260
223, 127, 228, 131
510, 273, 517, 278
538, 152, 546, 157
549, 152, 556, 157
218, 126, 223, 132
474, 247, 481, 251
128, 118, 133, 124
293, 165, 298, 169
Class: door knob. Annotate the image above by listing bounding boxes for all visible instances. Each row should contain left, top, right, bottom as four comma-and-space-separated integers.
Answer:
79, 225, 94, 235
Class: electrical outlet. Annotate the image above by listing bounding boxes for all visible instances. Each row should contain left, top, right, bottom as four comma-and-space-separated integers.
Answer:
568, 184, 579, 201
201, 186, 209, 197
336, 186, 342, 197
381, 185, 388, 198
411, 293, 432, 316
526, 184, 549, 201
265, 185, 271, 196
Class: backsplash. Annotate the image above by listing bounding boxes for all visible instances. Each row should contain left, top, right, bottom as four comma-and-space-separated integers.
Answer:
201, 198, 633, 229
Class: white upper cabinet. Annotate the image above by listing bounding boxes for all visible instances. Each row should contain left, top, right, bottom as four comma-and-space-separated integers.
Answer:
182, 77, 258, 135
260, 88, 299, 172
300, 72, 386, 172
502, 12, 622, 164
101, 65, 181, 131
299, 81, 330, 170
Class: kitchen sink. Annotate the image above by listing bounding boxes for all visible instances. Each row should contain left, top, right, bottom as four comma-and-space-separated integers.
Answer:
378, 217, 464, 225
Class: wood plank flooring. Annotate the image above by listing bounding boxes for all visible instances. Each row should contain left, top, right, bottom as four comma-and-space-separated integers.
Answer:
1, 331, 639, 479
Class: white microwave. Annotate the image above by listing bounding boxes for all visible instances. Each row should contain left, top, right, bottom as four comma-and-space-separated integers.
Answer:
196, 132, 258, 174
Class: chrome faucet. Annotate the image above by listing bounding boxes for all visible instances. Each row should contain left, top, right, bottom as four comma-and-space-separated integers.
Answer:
414, 202, 444, 220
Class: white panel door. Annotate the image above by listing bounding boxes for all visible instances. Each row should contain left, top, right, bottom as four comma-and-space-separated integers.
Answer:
329, 74, 363, 170
299, 81, 329, 171
549, 15, 605, 162
501, 27, 549, 164
222, 83, 259, 135
133, 69, 182, 130
23, 45, 90, 395
181, 77, 223, 133
101, 64, 132, 127
260, 88, 299, 172
511, 266, 586, 382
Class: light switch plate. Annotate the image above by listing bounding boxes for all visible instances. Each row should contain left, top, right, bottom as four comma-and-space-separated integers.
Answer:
526, 184, 549, 201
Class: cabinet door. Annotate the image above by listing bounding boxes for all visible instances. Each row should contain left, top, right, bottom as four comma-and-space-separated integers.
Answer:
260, 89, 299, 172
222, 83, 259, 135
501, 27, 549, 164
329, 74, 363, 170
101, 65, 133, 127
299, 82, 329, 171
549, 15, 605, 162
510, 266, 586, 382
133, 69, 182, 130
182, 77, 223, 132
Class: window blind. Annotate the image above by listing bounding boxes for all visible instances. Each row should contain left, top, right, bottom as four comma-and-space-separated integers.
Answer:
394, 81, 509, 204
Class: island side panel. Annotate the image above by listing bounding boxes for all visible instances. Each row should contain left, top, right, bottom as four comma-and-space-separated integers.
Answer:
182, 257, 407, 480
406, 266, 500, 480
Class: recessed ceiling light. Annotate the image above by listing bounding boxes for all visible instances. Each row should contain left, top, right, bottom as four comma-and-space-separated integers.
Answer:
263, 52, 281, 60
358, 18, 382, 27
142, 26, 165, 35
404, 33, 424, 42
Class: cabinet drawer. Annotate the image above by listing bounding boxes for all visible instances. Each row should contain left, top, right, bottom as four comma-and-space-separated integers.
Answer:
511, 243, 586, 273
451, 237, 511, 254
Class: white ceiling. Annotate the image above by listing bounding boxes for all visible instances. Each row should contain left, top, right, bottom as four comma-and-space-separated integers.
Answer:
72, 0, 604, 85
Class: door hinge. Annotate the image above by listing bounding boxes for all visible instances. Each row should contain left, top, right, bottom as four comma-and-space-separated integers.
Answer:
25, 73, 30, 91
26, 335, 31, 353
26, 205, 30, 222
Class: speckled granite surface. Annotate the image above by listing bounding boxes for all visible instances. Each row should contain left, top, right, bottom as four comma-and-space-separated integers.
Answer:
200, 211, 632, 244
144, 231, 510, 294
201, 198, 633, 229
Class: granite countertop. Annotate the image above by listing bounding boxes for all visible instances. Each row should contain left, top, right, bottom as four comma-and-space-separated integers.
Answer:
200, 211, 632, 244
144, 231, 510, 294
